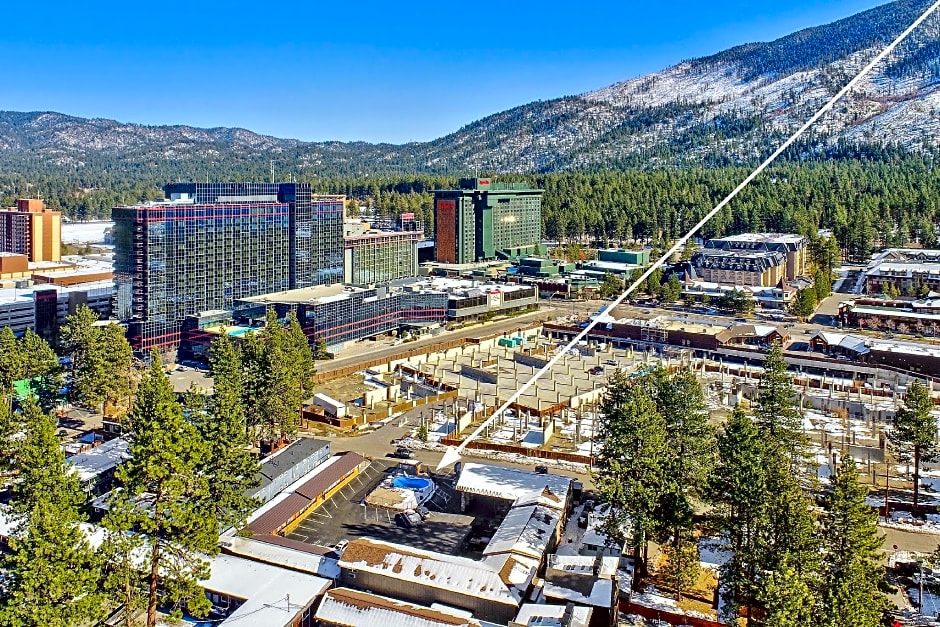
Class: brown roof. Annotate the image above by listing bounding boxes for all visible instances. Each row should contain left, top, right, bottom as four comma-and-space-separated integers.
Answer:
248, 493, 311, 535
252, 534, 335, 556
322, 588, 478, 626
247, 452, 366, 536
295, 452, 365, 501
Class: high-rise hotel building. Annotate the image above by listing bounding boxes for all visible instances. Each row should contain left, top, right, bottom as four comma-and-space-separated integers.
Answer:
433, 178, 542, 265
113, 182, 344, 349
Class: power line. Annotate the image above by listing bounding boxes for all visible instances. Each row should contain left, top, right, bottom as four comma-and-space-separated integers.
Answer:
437, 0, 940, 470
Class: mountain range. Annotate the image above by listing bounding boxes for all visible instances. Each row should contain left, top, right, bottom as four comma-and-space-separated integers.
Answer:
1, 0, 939, 179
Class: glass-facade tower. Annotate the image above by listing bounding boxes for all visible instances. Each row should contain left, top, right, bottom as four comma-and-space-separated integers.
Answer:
114, 182, 345, 349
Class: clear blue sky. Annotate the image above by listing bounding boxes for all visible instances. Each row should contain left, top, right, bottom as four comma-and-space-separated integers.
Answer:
0, 0, 888, 143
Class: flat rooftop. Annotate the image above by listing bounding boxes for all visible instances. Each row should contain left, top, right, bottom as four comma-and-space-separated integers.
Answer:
239, 283, 350, 305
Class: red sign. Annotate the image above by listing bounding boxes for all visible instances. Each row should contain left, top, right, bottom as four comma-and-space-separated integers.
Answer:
479, 179, 490, 185
400, 213, 415, 220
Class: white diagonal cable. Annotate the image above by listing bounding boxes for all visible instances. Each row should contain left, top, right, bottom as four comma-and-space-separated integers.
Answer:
438, 0, 940, 469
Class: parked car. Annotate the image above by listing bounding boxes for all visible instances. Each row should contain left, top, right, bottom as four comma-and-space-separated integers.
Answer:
395, 510, 423, 528
582, 499, 595, 513
604, 359, 618, 366
534, 464, 549, 475
588, 366, 604, 375
390, 447, 415, 459
577, 512, 589, 529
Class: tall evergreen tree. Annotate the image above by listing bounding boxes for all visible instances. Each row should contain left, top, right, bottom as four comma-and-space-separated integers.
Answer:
709, 406, 766, 626
104, 353, 216, 627
888, 380, 937, 513
644, 368, 713, 592
0, 398, 104, 627
761, 557, 816, 627
19, 329, 63, 414
0, 325, 22, 392
595, 369, 667, 576
755, 342, 808, 471
205, 333, 260, 530
817, 457, 887, 627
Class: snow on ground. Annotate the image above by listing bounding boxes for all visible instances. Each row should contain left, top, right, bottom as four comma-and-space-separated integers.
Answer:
698, 537, 732, 572
631, 586, 715, 621
881, 512, 940, 535
62, 221, 112, 244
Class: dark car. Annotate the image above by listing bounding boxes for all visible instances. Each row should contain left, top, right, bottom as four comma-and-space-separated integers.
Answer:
395, 510, 423, 528
582, 499, 595, 513
588, 366, 604, 376
390, 447, 415, 459
577, 512, 589, 529
534, 464, 549, 475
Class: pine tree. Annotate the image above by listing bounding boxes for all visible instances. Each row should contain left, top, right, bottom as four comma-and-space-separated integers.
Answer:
205, 333, 260, 530
595, 369, 667, 576
0, 325, 23, 392
285, 309, 315, 401
104, 353, 216, 627
761, 557, 815, 627
817, 457, 888, 627
98, 323, 134, 413
709, 406, 766, 625
888, 380, 937, 513
755, 342, 808, 471
60, 304, 99, 405
644, 369, 713, 579
0, 397, 104, 626
18, 329, 63, 414
659, 533, 700, 601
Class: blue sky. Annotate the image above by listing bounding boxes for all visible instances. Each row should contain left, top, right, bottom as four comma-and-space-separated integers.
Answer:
0, 0, 888, 143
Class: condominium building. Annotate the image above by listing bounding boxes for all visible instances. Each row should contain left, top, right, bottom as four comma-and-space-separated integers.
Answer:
0, 199, 62, 263
113, 183, 345, 350
863, 249, 940, 296
690, 249, 787, 287
343, 220, 421, 284
704, 233, 807, 281
434, 178, 542, 265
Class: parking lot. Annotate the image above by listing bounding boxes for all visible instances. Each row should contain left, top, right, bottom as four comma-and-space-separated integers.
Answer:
284, 458, 476, 555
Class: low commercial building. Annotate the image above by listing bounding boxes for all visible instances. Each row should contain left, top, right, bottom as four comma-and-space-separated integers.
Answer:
863, 249, 940, 296
0, 280, 114, 338
232, 283, 447, 350
455, 463, 572, 514
337, 538, 526, 624
251, 438, 332, 505
316, 587, 483, 627
247, 452, 368, 538
839, 297, 940, 337
809, 331, 940, 374
511, 604, 592, 627
67, 437, 130, 497
198, 553, 331, 626
540, 555, 620, 627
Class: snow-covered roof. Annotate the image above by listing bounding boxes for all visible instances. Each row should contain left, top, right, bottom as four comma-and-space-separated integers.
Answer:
541, 579, 614, 609
219, 535, 340, 579
199, 554, 330, 626
67, 438, 130, 483
338, 538, 522, 607
512, 604, 592, 627
482, 505, 558, 561
455, 464, 571, 508
315, 588, 481, 627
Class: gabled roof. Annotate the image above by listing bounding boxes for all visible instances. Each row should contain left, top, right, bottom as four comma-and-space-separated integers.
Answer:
338, 538, 522, 607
